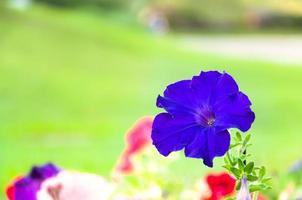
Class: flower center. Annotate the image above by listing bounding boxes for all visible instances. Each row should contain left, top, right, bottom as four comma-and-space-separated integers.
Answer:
207, 117, 215, 126
196, 107, 216, 127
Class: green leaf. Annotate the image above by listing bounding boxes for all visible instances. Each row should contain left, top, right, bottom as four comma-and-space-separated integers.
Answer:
236, 132, 242, 141
232, 157, 238, 165
247, 175, 258, 182
239, 153, 251, 161
224, 156, 230, 165
249, 184, 270, 192
238, 159, 245, 170
223, 165, 231, 171
230, 167, 242, 178
243, 134, 251, 146
230, 143, 241, 149
262, 177, 271, 183
236, 181, 241, 190
225, 198, 236, 200
259, 166, 266, 179
245, 162, 254, 174
227, 153, 236, 166
249, 185, 262, 192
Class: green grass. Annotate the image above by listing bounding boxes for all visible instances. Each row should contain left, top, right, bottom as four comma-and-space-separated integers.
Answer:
1, 5, 302, 198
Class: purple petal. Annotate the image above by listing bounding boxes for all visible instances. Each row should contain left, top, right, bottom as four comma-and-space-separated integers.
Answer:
15, 178, 40, 200
163, 80, 195, 107
157, 80, 197, 115
237, 177, 251, 200
191, 71, 222, 105
212, 72, 239, 103
152, 113, 199, 156
184, 129, 230, 167
29, 163, 60, 180
214, 92, 255, 132
156, 95, 196, 116
14, 163, 60, 200
214, 129, 231, 156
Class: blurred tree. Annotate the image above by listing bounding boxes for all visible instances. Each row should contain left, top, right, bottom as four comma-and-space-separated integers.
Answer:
85, 0, 128, 9
33, 0, 128, 8
34, 0, 81, 7
243, 0, 302, 15
30, 0, 302, 31
141, 0, 246, 30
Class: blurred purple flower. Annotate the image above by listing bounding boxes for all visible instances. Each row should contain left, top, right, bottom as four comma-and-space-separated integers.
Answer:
237, 176, 251, 200
288, 157, 302, 173
12, 163, 60, 200
152, 71, 255, 167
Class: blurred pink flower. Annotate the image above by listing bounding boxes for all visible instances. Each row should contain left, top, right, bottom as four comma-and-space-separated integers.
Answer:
256, 194, 269, 200
37, 171, 114, 200
114, 116, 153, 174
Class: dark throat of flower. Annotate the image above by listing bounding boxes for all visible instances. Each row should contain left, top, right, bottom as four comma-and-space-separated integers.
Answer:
196, 111, 216, 128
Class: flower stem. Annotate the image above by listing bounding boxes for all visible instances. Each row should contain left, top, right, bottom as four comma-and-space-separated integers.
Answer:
252, 191, 259, 200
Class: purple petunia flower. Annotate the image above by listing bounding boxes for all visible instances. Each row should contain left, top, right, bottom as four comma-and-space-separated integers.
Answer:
13, 163, 60, 200
151, 71, 255, 167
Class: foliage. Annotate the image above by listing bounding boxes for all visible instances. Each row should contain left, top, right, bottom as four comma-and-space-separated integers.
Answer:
223, 133, 272, 194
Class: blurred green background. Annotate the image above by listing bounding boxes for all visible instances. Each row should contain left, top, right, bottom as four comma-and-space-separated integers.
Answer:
1, 0, 302, 198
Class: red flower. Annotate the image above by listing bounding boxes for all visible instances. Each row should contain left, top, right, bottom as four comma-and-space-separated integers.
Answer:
204, 172, 236, 200
5, 176, 23, 200
6, 184, 15, 200
114, 116, 153, 174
